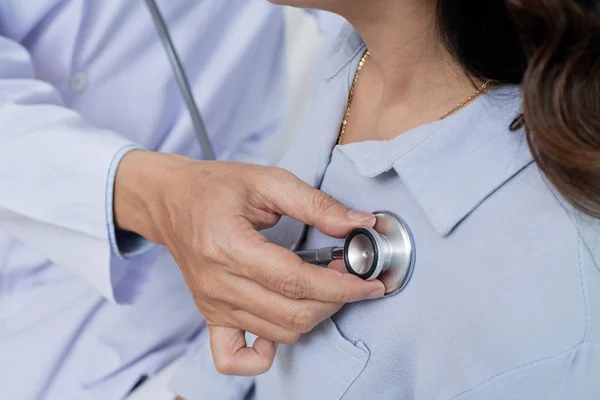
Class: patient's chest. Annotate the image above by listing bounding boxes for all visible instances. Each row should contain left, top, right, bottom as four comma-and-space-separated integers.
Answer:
300, 150, 497, 398
255, 148, 584, 400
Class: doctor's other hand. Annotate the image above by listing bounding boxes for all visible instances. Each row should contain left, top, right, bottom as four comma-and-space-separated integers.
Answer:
113, 150, 385, 376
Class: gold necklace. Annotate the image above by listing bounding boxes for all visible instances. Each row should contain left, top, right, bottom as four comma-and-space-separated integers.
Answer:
337, 50, 494, 145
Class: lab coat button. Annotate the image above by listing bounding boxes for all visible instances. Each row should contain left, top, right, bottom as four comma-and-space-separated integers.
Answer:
70, 72, 88, 92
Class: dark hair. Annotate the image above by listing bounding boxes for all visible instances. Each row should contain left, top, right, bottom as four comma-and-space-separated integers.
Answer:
438, 0, 600, 218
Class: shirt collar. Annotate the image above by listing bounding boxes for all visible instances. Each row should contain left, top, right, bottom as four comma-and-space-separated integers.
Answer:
308, 22, 534, 237
321, 21, 366, 82
339, 86, 534, 236
304, 9, 348, 38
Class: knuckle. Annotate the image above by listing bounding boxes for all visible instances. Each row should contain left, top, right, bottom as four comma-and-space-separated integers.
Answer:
193, 236, 222, 261
276, 273, 305, 299
262, 212, 281, 228
251, 167, 287, 192
329, 270, 350, 303
195, 301, 217, 320
213, 354, 236, 375
192, 269, 229, 303
311, 191, 339, 214
271, 166, 295, 182
257, 355, 275, 375
280, 331, 302, 345
200, 280, 226, 302
257, 168, 293, 204
289, 306, 316, 333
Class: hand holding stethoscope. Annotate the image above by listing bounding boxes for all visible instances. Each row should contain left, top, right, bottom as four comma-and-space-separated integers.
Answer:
295, 211, 415, 296
143, 0, 415, 379
145, 0, 416, 297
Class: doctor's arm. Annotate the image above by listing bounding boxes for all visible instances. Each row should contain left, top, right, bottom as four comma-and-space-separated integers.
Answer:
113, 151, 385, 376
0, 33, 384, 376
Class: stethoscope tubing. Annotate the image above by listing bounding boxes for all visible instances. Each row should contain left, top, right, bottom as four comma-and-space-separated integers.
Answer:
144, 0, 216, 161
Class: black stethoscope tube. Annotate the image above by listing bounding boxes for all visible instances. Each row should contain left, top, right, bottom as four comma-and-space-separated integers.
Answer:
144, 0, 216, 161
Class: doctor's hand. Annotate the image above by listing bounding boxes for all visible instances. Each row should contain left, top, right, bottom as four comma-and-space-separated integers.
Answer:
114, 151, 385, 376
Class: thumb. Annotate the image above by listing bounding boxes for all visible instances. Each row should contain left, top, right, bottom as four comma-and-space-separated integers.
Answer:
273, 173, 376, 238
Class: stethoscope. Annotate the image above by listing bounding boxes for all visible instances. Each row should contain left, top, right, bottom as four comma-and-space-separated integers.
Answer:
295, 211, 415, 296
145, 1, 416, 296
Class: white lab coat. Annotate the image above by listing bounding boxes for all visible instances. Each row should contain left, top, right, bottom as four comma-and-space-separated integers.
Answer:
0, 0, 286, 398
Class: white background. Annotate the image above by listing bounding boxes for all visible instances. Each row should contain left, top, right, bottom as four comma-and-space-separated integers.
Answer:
269, 7, 325, 161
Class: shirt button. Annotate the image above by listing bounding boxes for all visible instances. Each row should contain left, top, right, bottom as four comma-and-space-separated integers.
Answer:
70, 72, 88, 92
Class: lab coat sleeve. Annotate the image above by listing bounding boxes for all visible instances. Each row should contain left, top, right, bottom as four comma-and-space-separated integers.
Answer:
452, 343, 600, 400
0, 35, 152, 304
106, 146, 154, 258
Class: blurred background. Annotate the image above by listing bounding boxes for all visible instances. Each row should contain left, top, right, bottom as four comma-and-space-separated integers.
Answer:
271, 7, 325, 161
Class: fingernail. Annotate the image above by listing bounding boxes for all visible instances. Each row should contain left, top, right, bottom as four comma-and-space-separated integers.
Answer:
347, 210, 375, 222
367, 287, 385, 300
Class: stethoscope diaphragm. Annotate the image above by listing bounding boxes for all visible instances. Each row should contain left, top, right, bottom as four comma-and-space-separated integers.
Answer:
295, 211, 415, 296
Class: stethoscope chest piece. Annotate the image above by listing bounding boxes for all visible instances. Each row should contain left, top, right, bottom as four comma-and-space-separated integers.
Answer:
344, 211, 415, 296
294, 210, 415, 297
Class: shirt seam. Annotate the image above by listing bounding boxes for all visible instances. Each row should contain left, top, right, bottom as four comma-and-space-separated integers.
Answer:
448, 232, 589, 400
325, 43, 366, 82
340, 341, 371, 399
578, 235, 592, 340
573, 215, 600, 276
449, 341, 598, 400
327, 319, 369, 363
338, 90, 510, 178
386, 95, 484, 168
338, 127, 442, 178
561, 207, 596, 340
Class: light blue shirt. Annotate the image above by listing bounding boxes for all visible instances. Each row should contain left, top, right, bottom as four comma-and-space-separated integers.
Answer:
0, 0, 286, 398
169, 22, 600, 400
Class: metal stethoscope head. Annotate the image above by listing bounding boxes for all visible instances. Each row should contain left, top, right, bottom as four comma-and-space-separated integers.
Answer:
295, 211, 415, 296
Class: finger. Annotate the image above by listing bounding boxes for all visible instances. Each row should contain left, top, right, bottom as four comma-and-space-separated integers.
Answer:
239, 242, 385, 303
230, 309, 305, 344
328, 259, 347, 273
267, 171, 376, 237
209, 326, 276, 376
223, 276, 343, 333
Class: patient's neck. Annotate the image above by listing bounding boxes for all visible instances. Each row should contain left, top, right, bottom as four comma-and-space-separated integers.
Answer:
346, 1, 471, 105
331, 0, 480, 142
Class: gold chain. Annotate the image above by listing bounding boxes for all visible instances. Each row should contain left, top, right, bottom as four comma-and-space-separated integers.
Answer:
438, 79, 494, 120
338, 51, 371, 145
337, 50, 494, 145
